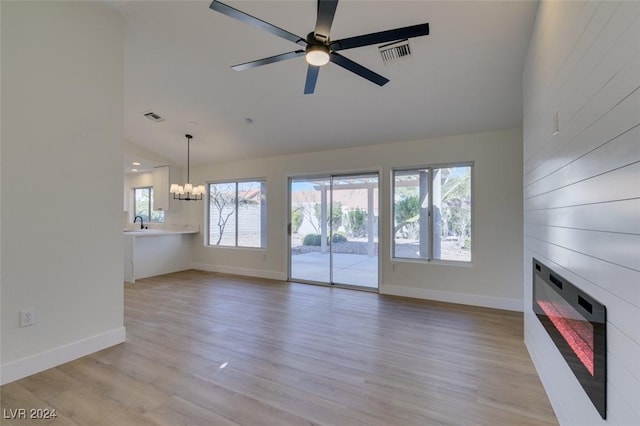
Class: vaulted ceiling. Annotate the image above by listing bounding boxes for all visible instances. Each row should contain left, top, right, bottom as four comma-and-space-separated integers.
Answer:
115, 0, 538, 170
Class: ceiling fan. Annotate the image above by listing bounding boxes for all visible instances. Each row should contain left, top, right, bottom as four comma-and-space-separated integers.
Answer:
209, 0, 429, 94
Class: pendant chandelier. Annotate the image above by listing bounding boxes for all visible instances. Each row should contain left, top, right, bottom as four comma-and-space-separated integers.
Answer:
169, 134, 205, 201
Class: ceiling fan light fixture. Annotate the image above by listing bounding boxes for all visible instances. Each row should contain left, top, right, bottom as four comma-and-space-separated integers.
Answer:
305, 44, 330, 66
210, 0, 429, 93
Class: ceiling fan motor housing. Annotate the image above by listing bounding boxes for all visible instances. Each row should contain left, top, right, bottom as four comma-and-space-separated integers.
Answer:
305, 32, 331, 66
309, 31, 328, 44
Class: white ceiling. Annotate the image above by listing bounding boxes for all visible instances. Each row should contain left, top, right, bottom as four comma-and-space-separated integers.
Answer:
116, 0, 538, 169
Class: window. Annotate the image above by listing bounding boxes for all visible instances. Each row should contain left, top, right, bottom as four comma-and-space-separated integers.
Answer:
133, 186, 164, 223
393, 164, 471, 262
208, 180, 267, 248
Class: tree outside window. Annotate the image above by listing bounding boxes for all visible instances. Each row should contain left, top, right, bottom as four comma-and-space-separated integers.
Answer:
393, 165, 471, 262
208, 180, 266, 248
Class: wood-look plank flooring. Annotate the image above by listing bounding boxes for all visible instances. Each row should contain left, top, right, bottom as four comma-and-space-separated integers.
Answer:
1, 270, 558, 425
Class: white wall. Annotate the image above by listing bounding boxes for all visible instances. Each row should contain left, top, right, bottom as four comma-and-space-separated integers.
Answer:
124, 139, 174, 166
188, 128, 524, 311
0, 2, 4, 375
1, 2, 125, 384
523, 1, 639, 424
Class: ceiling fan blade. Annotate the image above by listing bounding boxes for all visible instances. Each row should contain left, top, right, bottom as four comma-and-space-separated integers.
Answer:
314, 0, 339, 41
329, 52, 389, 86
330, 23, 429, 51
232, 50, 305, 71
304, 65, 321, 94
210, 1, 307, 47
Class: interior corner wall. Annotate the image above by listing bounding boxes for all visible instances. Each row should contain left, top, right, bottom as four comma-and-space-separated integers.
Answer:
1, 2, 125, 384
522, 1, 639, 424
189, 128, 524, 312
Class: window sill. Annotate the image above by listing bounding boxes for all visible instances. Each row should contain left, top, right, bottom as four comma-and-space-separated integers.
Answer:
205, 245, 266, 252
391, 257, 474, 267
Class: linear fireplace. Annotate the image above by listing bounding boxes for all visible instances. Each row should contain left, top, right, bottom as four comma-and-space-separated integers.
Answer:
532, 259, 607, 419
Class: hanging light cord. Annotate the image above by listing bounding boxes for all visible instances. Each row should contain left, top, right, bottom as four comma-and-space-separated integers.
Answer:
186, 134, 192, 186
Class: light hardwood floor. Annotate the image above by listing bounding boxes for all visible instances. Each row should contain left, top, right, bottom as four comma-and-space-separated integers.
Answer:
2, 270, 557, 425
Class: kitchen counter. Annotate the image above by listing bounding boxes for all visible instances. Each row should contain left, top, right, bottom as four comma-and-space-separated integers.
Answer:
123, 228, 198, 237
124, 226, 199, 283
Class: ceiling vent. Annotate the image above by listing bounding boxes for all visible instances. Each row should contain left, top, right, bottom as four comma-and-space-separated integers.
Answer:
143, 111, 164, 122
378, 39, 412, 65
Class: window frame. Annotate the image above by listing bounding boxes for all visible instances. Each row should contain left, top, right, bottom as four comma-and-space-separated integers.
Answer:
132, 186, 164, 223
391, 162, 473, 265
206, 178, 267, 249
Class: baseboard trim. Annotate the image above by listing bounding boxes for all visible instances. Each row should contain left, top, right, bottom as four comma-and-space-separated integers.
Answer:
0, 327, 126, 385
192, 263, 287, 281
380, 284, 523, 312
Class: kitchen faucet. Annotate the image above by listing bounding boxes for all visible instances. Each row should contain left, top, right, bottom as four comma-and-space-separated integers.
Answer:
134, 215, 145, 230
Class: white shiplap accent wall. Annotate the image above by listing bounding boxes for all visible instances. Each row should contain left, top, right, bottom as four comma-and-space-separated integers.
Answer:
523, 1, 639, 425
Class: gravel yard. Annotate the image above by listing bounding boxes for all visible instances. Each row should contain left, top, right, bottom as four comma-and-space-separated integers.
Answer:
291, 237, 470, 261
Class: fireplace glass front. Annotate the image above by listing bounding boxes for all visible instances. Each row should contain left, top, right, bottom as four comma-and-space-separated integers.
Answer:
532, 259, 606, 419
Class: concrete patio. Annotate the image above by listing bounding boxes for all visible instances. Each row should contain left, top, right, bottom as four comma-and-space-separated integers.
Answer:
290, 251, 378, 288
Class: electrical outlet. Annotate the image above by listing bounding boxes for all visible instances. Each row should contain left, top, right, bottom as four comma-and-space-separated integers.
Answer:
20, 308, 36, 328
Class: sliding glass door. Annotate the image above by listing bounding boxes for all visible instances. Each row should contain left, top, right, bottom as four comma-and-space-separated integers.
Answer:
289, 176, 331, 283
289, 173, 378, 289
330, 174, 378, 287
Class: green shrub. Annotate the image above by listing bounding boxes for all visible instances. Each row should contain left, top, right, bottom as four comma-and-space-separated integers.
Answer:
395, 195, 419, 223
291, 208, 303, 233
346, 208, 367, 237
394, 195, 420, 239
314, 201, 343, 231
302, 233, 348, 246
303, 234, 322, 246
331, 232, 348, 243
